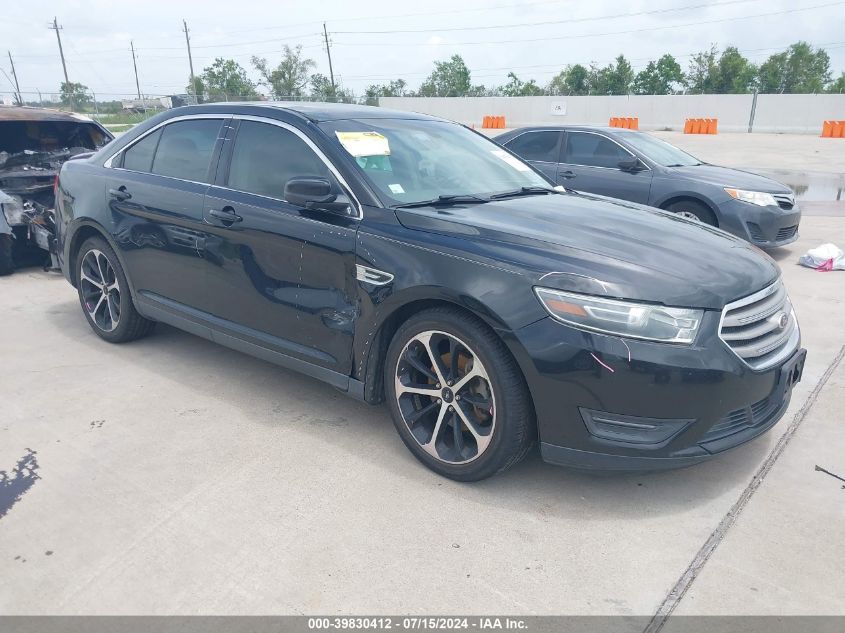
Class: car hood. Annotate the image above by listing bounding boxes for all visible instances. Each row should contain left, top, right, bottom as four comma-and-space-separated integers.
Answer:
669, 164, 792, 193
395, 193, 780, 310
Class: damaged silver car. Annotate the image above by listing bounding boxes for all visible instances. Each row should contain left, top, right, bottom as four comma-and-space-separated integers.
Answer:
0, 107, 113, 275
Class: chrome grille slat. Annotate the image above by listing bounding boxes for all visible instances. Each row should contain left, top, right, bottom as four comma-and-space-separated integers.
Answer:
722, 284, 785, 327
718, 281, 799, 370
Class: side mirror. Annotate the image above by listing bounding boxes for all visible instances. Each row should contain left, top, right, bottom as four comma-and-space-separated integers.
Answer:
618, 158, 646, 172
284, 177, 336, 207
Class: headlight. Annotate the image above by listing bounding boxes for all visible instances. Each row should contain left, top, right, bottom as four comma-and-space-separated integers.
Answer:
534, 287, 703, 344
724, 188, 777, 207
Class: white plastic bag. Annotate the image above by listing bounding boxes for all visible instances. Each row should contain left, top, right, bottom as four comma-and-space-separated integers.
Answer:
798, 243, 845, 271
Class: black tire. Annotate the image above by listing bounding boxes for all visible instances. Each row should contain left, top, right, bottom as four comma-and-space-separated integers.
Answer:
0, 233, 14, 276
384, 307, 536, 481
665, 199, 717, 226
75, 236, 155, 343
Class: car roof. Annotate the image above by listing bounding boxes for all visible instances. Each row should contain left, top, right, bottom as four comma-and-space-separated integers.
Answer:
183, 101, 443, 123
0, 106, 99, 123
497, 125, 629, 137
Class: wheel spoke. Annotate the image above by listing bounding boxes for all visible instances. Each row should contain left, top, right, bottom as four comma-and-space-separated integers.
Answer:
404, 347, 438, 382
452, 364, 485, 394
460, 392, 492, 411
396, 383, 440, 398
89, 294, 105, 319
417, 332, 447, 386
421, 404, 449, 458
405, 400, 439, 428
106, 294, 119, 326
455, 404, 492, 454
451, 409, 464, 454
80, 270, 102, 288
448, 338, 459, 382
95, 253, 108, 285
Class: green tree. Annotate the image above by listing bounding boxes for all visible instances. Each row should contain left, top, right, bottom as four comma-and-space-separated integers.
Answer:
198, 58, 257, 102
590, 55, 634, 95
309, 73, 355, 103
363, 79, 408, 105
829, 72, 845, 93
632, 54, 685, 94
59, 81, 91, 109
418, 55, 472, 97
547, 64, 590, 95
713, 47, 757, 93
252, 45, 315, 99
185, 76, 205, 103
687, 45, 719, 94
501, 72, 544, 96
758, 42, 831, 93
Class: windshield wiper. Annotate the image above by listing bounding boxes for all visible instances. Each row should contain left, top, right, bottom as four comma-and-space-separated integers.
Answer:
488, 186, 562, 200
392, 194, 489, 209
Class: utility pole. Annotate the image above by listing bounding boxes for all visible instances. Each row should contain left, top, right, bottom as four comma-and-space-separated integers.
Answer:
49, 17, 72, 110
183, 19, 196, 103
7, 51, 22, 105
323, 22, 335, 90
130, 40, 141, 99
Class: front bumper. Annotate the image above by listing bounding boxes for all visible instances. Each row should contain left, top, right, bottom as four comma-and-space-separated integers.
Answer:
506, 314, 806, 471
717, 198, 801, 248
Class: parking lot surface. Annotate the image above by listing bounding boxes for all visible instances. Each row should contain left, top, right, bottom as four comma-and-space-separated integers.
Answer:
1, 208, 844, 616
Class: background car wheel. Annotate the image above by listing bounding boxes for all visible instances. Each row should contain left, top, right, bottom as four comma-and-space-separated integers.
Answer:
76, 236, 155, 343
665, 200, 717, 226
0, 234, 13, 276
385, 307, 535, 481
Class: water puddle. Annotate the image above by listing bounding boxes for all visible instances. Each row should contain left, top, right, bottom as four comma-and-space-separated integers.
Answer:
751, 169, 845, 202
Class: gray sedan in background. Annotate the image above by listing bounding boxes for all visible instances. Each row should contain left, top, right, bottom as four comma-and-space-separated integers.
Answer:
495, 126, 801, 248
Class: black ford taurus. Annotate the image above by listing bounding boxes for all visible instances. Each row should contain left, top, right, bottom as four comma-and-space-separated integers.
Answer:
54, 103, 806, 480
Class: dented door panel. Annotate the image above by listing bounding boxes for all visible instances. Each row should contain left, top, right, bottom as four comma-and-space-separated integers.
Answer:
200, 185, 359, 373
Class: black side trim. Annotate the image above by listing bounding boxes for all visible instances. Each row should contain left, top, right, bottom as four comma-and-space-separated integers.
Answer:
539, 443, 710, 472
136, 292, 352, 392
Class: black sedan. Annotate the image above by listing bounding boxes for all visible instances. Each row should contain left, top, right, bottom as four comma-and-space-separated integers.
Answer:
496, 126, 801, 248
55, 103, 805, 480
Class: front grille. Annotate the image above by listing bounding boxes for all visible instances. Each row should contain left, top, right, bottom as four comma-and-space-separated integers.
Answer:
775, 225, 798, 241
773, 193, 795, 210
719, 281, 799, 370
700, 392, 783, 443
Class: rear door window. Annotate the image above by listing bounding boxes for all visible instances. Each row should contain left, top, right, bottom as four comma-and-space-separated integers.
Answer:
149, 119, 223, 183
122, 128, 162, 173
564, 132, 632, 168
505, 131, 562, 163
226, 120, 331, 200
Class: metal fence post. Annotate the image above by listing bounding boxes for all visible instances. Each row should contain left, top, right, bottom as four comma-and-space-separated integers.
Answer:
748, 89, 758, 133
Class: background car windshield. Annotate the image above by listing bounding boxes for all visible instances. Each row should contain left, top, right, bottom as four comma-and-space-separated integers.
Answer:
319, 119, 550, 206
618, 131, 701, 167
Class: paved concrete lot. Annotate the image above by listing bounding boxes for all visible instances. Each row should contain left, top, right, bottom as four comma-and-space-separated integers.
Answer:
1, 213, 844, 616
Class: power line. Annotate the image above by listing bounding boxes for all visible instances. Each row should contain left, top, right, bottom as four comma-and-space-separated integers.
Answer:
332, 0, 845, 47
333, 0, 766, 34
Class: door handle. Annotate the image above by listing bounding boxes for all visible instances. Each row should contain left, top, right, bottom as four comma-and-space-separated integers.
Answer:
108, 187, 132, 201
559, 170, 577, 179
208, 206, 242, 224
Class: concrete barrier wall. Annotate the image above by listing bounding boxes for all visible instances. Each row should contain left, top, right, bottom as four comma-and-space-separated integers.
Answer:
379, 94, 845, 134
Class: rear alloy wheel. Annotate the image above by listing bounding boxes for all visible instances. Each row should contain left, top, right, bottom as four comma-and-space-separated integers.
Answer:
76, 236, 155, 343
385, 308, 535, 481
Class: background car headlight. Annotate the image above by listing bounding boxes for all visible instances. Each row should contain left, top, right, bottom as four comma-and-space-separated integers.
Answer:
724, 188, 777, 207
535, 287, 703, 344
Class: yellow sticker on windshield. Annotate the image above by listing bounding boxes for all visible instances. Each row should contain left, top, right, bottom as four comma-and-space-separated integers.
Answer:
335, 131, 391, 157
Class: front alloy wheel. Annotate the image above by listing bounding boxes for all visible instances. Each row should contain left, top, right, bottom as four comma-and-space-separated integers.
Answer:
385, 307, 536, 481
395, 330, 496, 464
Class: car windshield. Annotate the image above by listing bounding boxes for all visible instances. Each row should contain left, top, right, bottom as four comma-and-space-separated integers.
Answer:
616, 131, 702, 167
319, 118, 551, 207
